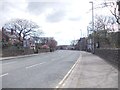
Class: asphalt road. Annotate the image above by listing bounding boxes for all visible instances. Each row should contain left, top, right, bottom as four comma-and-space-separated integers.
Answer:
1, 50, 80, 88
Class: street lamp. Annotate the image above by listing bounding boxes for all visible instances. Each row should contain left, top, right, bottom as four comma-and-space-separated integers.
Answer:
89, 1, 95, 54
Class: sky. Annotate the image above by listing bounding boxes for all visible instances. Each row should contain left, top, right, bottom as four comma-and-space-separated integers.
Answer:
0, 0, 117, 45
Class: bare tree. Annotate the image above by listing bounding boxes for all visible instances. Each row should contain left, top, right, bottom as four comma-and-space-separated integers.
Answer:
102, 1, 120, 24
39, 37, 49, 45
3, 19, 42, 43
88, 15, 117, 48
88, 15, 115, 32
94, 15, 116, 31
71, 40, 78, 46
47, 38, 57, 49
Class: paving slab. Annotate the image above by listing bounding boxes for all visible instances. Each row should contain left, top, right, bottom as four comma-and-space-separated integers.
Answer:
60, 51, 118, 88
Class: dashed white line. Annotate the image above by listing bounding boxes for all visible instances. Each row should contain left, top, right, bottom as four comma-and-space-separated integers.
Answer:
26, 62, 46, 69
62, 83, 65, 87
0, 73, 8, 78
2, 61, 17, 65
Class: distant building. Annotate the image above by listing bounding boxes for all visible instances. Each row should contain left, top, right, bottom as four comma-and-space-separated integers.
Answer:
67, 45, 75, 50
75, 38, 87, 51
23, 37, 36, 49
57, 45, 69, 50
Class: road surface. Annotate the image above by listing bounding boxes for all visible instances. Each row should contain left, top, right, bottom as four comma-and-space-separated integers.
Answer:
1, 50, 80, 88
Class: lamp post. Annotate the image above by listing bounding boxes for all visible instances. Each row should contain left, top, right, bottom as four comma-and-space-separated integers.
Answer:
89, 1, 95, 53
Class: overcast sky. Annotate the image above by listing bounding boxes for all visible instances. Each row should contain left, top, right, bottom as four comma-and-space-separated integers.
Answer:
0, 0, 116, 45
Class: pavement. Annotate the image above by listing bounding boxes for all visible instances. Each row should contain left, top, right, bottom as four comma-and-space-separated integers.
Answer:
1, 50, 81, 88
57, 51, 118, 88
0, 54, 42, 61
0, 52, 50, 61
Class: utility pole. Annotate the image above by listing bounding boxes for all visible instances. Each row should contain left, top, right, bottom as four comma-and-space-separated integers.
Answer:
80, 29, 82, 38
117, 0, 120, 31
117, 0, 120, 16
87, 26, 89, 37
89, 1, 95, 54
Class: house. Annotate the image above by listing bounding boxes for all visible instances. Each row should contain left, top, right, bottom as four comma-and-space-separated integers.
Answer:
2, 27, 19, 45
27, 37, 35, 49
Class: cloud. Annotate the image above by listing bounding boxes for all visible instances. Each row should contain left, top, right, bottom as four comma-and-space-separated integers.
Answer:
27, 2, 50, 14
0, 0, 28, 27
46, 10, 66, 22
27, 2, 66, 14
68, 16, 81, 21
27, 2, 68, 22
0, 1, 14, 27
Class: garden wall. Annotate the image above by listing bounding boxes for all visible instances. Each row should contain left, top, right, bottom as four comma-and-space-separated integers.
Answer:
95, 48, 119, 69
2, 48, 50, 57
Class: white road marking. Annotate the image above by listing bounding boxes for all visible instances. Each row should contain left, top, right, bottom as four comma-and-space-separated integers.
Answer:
0, 73, 8, 78
41, 53, 45, 55
26, 62, 46, 69
55, 86, 59, 88
55, 54, 82, 88
2, 61, 17, 65
62, 83, 65, 87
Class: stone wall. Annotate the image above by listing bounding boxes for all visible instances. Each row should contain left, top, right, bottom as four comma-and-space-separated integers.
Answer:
95, 48, 119, 69
38, 48, 50, 53
2, 48, 50, 57
2, 48, 34, 57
